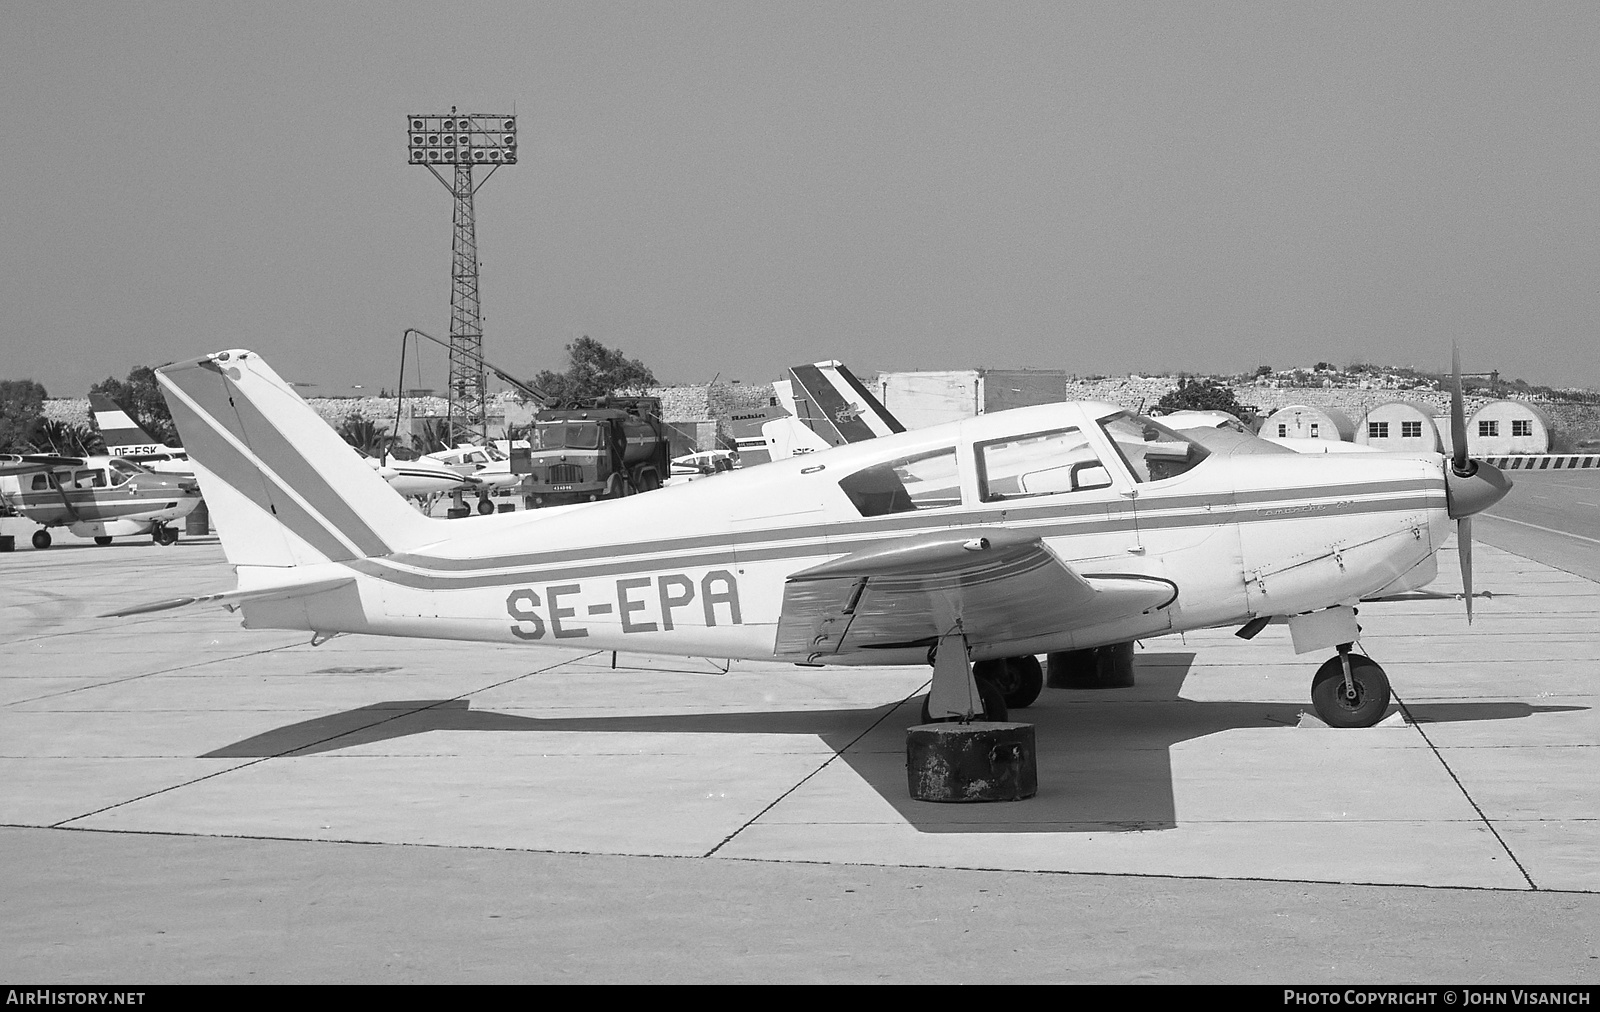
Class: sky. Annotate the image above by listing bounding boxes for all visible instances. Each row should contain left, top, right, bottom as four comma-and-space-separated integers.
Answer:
4, 2, 1599, 397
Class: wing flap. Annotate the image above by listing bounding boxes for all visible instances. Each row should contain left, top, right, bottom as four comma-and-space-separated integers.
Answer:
775, 529, 1176, 660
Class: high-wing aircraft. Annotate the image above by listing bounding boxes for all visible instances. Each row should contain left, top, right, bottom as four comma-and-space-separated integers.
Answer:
112, 348, 1511, 733
0, 453, 202, 548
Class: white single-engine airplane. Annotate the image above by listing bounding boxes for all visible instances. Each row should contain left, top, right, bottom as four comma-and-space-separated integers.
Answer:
1, 453, 202, 547
113, 348, 1511, 733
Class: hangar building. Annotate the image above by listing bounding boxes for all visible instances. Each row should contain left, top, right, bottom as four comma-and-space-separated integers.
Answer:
1259, 404, 1356, 442
1357, 402, 1442, 452
1463, 400, 1551, 456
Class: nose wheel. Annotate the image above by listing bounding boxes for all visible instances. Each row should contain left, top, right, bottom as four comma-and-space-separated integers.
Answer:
1310, 647, 1391, 727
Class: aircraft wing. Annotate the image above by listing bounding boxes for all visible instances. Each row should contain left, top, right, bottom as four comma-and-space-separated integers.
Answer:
773, 528, 1176, 660
0, 454, 85, 476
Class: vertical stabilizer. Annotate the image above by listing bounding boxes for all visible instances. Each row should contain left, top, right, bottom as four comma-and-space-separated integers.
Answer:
89, 393, 166, 455
786, 360, 904, 447
157, 350, 440, 567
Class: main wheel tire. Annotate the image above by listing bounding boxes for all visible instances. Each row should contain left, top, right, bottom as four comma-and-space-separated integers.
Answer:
1310, 653, 1391, 728
919, 678, 1009, 723
477, 498, 495, 515
93, 536, 112, 546
153, 528, 178, 546
991, 655, 1044, 709
31, 529, 51, 550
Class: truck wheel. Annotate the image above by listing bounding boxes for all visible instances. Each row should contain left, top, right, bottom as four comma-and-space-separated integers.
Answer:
637, 469, 661, 492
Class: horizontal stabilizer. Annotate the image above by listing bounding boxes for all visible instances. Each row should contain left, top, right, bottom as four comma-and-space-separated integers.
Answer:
100, 577, 355, 618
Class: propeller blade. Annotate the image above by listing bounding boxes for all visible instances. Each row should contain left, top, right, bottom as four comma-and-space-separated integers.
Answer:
1459, 516, 1474, 623
1450, 344, 1469, 474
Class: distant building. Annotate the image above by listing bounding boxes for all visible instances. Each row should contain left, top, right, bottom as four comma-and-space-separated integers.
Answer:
874, 369, 1067, 429
1259, 404, 1356, 442
1357, 402, 1441, 453
1463, 401, 1550, 456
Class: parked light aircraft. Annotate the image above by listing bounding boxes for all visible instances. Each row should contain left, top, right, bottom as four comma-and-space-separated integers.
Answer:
1, 453, 202, 548
425, 443, 522, 512
366, 452, 483, 500
112, 348, 1511, 731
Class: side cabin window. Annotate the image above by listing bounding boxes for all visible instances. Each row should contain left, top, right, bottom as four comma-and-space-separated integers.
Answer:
976, 427, 1110, 502
31, 473, 50, 491
74, 469, 106, 489
1097, 413, 1211, 483
839, 447, 960, 517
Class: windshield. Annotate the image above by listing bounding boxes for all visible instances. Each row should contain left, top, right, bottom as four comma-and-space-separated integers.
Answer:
533, 422, 603, 451
107, 459, 145, 485
1097, 412, 1211, 482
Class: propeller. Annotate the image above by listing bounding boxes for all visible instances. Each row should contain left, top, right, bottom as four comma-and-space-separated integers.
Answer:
1443, 345, 1513, 622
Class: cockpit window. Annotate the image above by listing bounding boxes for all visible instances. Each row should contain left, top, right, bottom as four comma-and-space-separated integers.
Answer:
107, 459, 143, 485
977, 427, 1112, 501
839, 447, 961, 517
533, 422, 602, 451
1098, 412, 1211, 483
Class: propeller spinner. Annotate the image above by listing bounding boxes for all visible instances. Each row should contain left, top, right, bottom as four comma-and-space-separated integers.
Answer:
1444, 346, 1513, 620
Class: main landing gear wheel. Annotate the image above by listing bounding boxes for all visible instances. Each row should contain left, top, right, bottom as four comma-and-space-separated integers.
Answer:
1310, 652, 1391, 728
920, 678, 1008, 724
978, 656, 1043, 709
152, 527, 179, 546
93, 536, 112, 546
477, 496, 495, 515
31, 529, 51, 550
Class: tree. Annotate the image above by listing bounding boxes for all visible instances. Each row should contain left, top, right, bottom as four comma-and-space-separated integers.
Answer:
336, 413, 398, 458
89, 366, 178, 445
28, 419, 103, 456
1254, 364, 1273, 377
0, 379, 48, 453
1154, 378, 1252, 421
412, 418, 456, 456
531, 336, 657, 406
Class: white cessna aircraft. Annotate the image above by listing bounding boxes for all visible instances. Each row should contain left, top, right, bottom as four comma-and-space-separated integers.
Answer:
112, 348, 1510, 731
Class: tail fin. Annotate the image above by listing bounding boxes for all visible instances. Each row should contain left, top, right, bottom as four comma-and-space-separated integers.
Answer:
157, 349, 440, 568
782, 360, 904, 446
89, 392, 166, 454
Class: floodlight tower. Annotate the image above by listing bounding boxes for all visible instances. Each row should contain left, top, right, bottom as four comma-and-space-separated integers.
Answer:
407, 108, 518, 444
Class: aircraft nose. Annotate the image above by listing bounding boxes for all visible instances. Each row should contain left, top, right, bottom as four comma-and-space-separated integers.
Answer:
1446, 459, 1512, 519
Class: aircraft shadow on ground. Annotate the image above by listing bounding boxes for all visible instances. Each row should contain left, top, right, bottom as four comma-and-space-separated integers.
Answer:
202, 652, 1584, 836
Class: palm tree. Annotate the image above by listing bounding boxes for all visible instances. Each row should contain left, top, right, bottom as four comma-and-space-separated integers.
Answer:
336, 414, 398, 458
28, 419, 103, 457
412, 418, 456, 455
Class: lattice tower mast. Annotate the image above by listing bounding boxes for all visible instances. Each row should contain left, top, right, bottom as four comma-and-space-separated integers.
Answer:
407, 108, 518, 445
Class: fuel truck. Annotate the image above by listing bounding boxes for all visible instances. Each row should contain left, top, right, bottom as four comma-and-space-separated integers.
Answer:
514, 396, 672, 508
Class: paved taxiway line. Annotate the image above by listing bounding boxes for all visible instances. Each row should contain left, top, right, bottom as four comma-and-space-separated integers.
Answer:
1483, 512, 1600, 546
